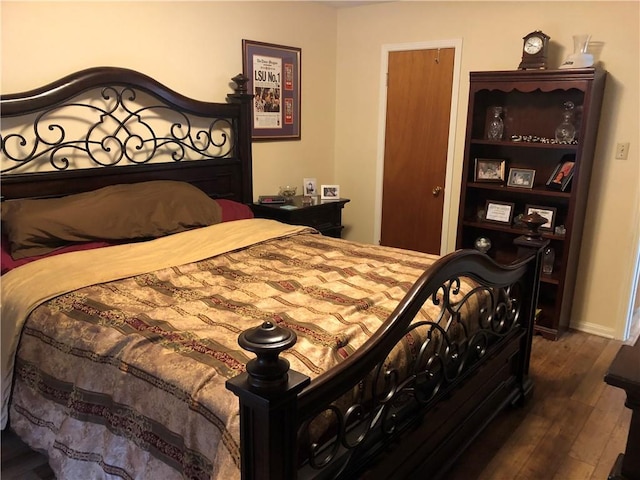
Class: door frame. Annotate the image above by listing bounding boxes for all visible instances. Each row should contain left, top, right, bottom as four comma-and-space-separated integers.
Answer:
623, 232, 640, 340
374, 39, 463, 255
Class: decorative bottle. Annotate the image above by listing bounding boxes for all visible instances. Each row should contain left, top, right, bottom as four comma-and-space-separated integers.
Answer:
542, 247, 555, 274
486, 106, 504, 140
474, 236, 491, 253
555, 101, 576, 143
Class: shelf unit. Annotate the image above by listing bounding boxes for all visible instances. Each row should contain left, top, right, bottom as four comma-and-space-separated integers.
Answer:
456, 68, 606, 340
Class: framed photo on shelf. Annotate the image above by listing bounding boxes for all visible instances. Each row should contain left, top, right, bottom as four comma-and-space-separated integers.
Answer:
546, 158, 575, 191
507, 168, 535, 189
484, 200, 515, 224
321, 184, 340, 200
525, 204, 557, 231
242, 39, 301, 141
303, 178, 317, 196
474, 158, 506, 183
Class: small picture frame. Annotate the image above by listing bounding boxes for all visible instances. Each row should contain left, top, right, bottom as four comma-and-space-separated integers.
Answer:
525, 204, 557, 231
507, 168, 536, 189
546, 159, 575, 191
484, 200, 515, 224
474, 158, 506, 183
321, 184, 340, 200
303, 178, 317, 196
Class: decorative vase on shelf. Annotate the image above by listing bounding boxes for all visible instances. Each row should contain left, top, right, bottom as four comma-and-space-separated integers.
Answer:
559, 34, 594, 69
486, 106, 504, 140
555, 101, 576, 143
542, 247, 555, 274
474, 236, 492, 254
279, 185, 297, 198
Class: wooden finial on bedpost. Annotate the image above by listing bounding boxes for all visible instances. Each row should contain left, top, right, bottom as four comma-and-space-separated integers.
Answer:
226, 321, 310, 480
518, 212, 547, 243
239, 321, 297, 388
231, 73, 250, 96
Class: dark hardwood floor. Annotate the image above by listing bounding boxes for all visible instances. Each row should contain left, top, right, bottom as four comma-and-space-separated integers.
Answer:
448, 330, 634, 480
1, 330, 634, 479
1, 429, 54, 480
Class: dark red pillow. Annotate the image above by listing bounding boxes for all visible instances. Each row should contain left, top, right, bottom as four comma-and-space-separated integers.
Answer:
1, 235, 113, 275
216, 199, 254, 222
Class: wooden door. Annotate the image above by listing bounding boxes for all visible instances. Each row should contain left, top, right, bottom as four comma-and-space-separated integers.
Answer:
380, 48, 454, 254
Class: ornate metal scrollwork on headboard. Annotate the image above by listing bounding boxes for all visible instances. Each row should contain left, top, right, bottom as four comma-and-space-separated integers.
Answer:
1, 85, 235, 174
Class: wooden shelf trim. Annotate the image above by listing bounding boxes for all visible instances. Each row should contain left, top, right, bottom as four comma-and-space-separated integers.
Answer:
467, 182, 572, 199
471, 139, 579, 151
462, 220, 566, 241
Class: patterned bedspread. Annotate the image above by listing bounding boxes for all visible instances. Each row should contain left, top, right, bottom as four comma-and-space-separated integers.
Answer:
7, 220, 464, 479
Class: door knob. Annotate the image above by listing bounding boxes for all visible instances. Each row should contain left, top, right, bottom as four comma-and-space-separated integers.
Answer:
432, 186, 443, 197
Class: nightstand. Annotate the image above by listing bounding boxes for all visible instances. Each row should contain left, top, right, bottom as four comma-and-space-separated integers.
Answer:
250, 196, 350, 238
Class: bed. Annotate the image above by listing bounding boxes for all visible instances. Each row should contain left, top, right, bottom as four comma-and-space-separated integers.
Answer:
1, 67, 544, 479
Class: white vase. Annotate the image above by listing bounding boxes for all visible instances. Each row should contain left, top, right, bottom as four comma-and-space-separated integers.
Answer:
559, 34, 594, 69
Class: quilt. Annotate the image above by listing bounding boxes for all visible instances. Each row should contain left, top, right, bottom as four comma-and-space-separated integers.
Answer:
4, 219, 475, 479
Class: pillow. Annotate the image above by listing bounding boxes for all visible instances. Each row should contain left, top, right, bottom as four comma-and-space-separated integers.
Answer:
1, 235, 114, 275
216, 199, 254, 222
1, 180, 222, 260
1, 199, 253, 275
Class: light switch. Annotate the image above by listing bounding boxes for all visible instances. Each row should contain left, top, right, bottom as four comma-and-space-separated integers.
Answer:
615, 142, 630, 160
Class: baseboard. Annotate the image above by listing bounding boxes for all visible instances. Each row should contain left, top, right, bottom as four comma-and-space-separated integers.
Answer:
569, 322, 616, 339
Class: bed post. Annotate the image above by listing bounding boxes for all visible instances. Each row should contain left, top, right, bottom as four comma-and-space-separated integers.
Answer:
228, 74, 254, 204
226, 321, 310, 480
513, 212, 549, 396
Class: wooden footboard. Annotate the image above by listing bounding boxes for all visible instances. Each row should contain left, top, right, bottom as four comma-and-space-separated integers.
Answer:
227, 246, 543, 480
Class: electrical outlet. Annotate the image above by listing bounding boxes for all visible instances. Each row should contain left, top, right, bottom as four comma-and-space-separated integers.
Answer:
615, 142, 630, 160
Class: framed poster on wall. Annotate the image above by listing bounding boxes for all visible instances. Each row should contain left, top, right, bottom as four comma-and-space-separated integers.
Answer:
242, 39, 301, 141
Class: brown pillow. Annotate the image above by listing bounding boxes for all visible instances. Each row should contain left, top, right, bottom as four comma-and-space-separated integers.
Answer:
1, 180, 222, 259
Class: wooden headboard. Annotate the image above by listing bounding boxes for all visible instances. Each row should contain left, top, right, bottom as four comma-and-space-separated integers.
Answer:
0, 67, 254, 203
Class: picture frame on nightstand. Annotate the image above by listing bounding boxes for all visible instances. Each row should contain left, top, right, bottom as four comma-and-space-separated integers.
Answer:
321, 184, 340, 200
303, 178, 317, 196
